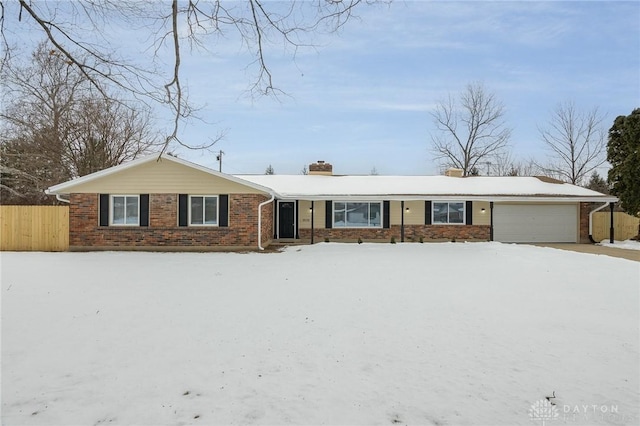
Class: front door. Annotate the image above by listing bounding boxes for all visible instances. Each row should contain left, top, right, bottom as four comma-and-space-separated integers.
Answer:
278, 201, 295, 239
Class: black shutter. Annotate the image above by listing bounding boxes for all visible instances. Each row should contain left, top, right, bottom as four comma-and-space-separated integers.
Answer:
325, 201, 332, 228
178, 194, 188, 226
140, 194, 149, 227
99, 194, 109, 226
219, 195, 229, 227
383, 201, 390, 229
425, 201, 432, 225
466, 201, 473, 225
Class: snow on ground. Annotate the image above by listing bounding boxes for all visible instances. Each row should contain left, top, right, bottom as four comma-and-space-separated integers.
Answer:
1, 243, 639, 426
599, 240, 640, 251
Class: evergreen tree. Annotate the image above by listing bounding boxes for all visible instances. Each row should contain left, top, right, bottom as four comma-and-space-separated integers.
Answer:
585, 172, 609, 194
607, 109, 640, 216
265, 164, 275, 175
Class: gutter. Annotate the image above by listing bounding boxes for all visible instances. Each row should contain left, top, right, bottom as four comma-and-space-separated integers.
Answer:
45, 188, 70, 204
269, 195, 618, 202
257, 193, 276, 251
588, 202, 610, 243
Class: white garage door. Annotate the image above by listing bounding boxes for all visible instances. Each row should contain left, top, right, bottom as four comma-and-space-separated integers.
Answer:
494, 204, 578, 243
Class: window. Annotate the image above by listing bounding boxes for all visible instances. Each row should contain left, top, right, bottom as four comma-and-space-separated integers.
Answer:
189, 195, 218, 225
333, 202, 382, 228
433, 201, 465, 224
111, 195, 139, 225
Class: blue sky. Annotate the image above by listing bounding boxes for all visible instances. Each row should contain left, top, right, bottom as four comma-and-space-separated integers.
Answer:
10, 1, 640, 176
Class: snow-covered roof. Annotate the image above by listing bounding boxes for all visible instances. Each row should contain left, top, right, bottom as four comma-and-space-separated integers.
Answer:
234, 174, 617, 202
44, 153, 617, 203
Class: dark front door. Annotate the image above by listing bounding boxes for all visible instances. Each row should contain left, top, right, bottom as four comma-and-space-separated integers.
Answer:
278, 201, 295, 238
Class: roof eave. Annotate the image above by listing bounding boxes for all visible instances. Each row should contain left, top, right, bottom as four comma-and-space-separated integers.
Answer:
275, 194, 619, 202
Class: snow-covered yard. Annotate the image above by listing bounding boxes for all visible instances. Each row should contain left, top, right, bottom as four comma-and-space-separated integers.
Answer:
1, 243, 639, 426
599, 239, 640, 251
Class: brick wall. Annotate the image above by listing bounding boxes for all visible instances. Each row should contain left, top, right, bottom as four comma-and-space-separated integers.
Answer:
69, 193, 272, 250
298, 224, 490, 242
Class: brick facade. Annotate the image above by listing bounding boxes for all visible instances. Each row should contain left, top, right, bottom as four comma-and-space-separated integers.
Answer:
68, 194, 590, 250
69, 193, 273, 250
299, 224, 490, 242
579, 202, 592, 243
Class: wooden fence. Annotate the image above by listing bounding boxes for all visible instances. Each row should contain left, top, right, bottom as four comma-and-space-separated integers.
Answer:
0, 206, 69, 251
592, 211, 640, 242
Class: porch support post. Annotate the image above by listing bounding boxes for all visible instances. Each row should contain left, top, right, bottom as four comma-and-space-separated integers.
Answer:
609, 202, 615, 244
310, 201, 314, 244
489, 202, 494, 241
401, 201, 405, 243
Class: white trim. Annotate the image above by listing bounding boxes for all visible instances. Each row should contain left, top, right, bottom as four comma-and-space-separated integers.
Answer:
263, 195, 618, 202
332, 201, 383, 229
258, 194, 275, 250
432, 201, 466, 225
188, 195, 219, 226
110, 195, 140, 226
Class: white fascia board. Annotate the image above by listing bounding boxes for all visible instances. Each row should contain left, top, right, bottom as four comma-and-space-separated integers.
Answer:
482, 196, 618, 203
274, 194, 619, 202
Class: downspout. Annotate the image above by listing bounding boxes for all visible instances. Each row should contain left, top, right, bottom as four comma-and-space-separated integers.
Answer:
257, 193, 275, 251
588, 202, 609, 243
45, 188, 70, 204
55, 194, 70, 204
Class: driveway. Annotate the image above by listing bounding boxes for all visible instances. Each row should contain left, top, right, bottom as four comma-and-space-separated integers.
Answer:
535, 243, 640, 262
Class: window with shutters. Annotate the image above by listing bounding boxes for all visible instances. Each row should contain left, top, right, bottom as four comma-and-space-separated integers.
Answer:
189, 195, 218, 226
333, 202, 382, 228
432, 201, 465, 224
111, 195, 139, 225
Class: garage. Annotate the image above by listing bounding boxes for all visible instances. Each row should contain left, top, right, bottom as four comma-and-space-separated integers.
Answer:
493, 204, 578, 243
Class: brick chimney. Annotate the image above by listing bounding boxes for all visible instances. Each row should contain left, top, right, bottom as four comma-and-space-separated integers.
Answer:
309, 160, 333, 175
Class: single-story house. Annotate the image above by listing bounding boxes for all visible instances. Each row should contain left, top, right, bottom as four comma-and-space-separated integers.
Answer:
45, 154, 618, 251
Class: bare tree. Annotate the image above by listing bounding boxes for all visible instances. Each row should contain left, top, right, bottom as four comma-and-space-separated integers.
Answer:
492, 152, 541, 177
0, 42, 157, 204
538, 102, 606, 185
1, 1, 374, 153
430, 82, 511, 176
